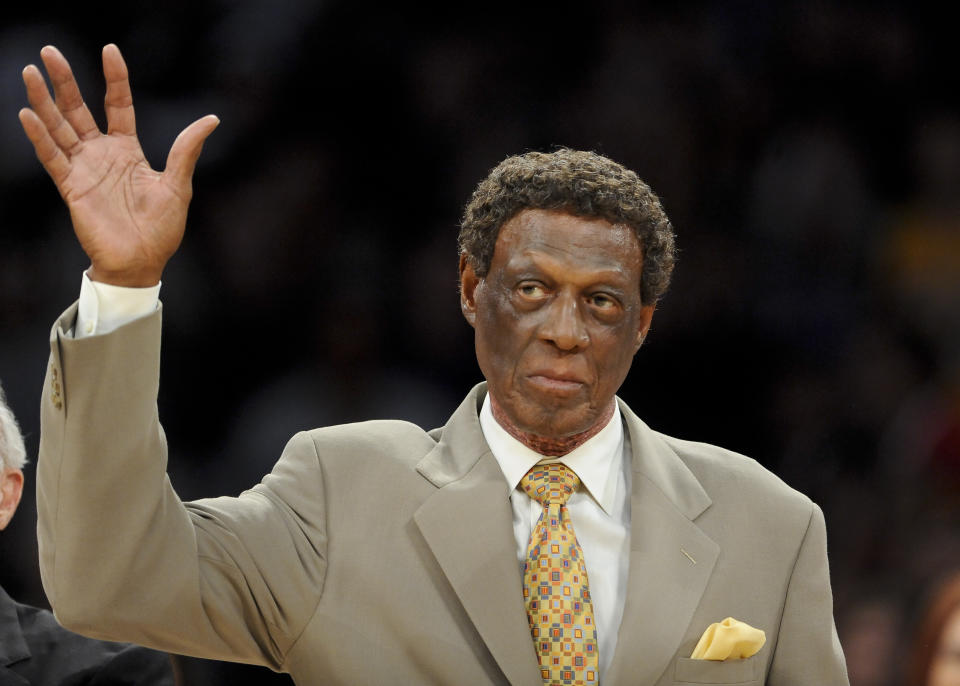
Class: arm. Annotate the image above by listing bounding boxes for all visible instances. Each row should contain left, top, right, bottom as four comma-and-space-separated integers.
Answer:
38, 306, 328, 666
26, 45, 325, 666
767, 504, 849, 685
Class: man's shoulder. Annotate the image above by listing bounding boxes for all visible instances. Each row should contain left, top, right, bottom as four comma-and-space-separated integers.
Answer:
633, 428, 823, 557
619, 398, 809, 510
678, 439, 823, 555
268, 419, 444, 483
654, 432, 810, 504
10, 597, 174, 684
300, 419, 438, 457
289, 384, 486, 469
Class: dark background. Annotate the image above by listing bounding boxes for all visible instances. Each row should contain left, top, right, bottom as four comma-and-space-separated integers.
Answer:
1, 2, 958, 684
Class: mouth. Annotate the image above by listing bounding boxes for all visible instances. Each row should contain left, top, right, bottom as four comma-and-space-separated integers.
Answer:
525, 372, 587, 396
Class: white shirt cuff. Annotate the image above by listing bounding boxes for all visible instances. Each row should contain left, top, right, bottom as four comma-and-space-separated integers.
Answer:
76, 271, 161, 338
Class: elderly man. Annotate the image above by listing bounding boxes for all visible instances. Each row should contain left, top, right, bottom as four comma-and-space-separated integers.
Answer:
19, 45, 848, 684
0, 382, 175, 684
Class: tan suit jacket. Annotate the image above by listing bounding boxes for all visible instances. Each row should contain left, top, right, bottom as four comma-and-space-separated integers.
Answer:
37, 304, 848, 685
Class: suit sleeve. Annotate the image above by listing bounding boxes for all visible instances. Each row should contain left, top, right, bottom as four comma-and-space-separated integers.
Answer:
37, 303, 328, 670
767, 503, 849, 685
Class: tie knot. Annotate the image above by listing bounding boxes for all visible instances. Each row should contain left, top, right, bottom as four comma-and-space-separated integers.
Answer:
519, 463, 580, 506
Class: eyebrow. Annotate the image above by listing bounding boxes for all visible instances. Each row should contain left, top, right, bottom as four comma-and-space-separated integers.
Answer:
508, 251, 636, 286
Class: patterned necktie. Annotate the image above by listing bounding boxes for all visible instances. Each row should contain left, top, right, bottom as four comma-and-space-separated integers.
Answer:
520, 463, 599, 685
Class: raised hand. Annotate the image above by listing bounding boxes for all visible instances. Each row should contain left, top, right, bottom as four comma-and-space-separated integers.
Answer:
19, 44, 219, 286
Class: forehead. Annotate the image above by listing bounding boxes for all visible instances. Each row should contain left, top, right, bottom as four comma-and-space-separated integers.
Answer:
492, 209, 643, 277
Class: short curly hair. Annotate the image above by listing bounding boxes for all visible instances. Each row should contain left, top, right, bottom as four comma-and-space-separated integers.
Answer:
459, 148, 676, 305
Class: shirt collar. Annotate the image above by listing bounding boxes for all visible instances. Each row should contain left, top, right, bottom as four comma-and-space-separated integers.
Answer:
480, 393, 625, 516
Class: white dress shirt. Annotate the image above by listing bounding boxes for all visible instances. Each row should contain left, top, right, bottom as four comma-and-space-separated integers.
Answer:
75, 271, 633, 680
480, 394, 632, 681
76, 271, 160, 338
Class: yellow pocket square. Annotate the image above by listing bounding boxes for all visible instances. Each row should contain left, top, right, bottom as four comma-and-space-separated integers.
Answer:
690, 617, 766, 660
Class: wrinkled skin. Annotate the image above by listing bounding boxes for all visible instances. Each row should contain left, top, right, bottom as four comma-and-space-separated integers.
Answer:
460, 209, 655, 444
18, 44, 219, 287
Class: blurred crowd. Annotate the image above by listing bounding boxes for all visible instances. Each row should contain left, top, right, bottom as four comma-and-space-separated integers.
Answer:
0, 1, 957, 683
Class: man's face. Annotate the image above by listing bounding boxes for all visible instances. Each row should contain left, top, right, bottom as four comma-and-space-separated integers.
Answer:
460, 209, 655, 438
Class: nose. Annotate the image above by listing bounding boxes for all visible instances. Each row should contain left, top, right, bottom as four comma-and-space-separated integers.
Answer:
538, 291, 589, 351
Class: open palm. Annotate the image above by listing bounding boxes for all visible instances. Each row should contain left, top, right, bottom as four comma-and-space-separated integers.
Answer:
19, 44, 219, 287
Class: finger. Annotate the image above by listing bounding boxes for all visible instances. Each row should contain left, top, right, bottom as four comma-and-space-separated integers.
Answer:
164, 115, 220, 190
102, 44, 136, 136
22, 64, 81, 153
19, 108, 71, 187
40, 45, 100, 141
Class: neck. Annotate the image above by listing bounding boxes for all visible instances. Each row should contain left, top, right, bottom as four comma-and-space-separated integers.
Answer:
490, 396, 616, 457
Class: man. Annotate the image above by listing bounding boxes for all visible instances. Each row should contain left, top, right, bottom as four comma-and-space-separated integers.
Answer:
19, 44, 849, 684
0, 381, 175, 684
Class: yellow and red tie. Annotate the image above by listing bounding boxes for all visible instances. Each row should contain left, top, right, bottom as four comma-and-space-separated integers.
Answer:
520, 463, 599, 685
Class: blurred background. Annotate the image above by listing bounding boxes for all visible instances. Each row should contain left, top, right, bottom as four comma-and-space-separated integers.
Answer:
1, 1, 958, 684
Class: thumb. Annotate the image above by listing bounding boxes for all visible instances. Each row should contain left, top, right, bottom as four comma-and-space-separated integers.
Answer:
165, 114, 219, 191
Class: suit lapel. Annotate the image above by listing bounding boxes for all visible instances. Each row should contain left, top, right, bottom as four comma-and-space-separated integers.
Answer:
414, 385, 543, 686
605, 403, 720, 686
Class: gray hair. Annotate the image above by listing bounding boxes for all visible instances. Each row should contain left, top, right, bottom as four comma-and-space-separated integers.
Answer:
0, 380, 27, 471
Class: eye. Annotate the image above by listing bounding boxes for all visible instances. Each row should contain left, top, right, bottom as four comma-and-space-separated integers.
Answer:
518, 282, 547, 299
589, 293, 618, 309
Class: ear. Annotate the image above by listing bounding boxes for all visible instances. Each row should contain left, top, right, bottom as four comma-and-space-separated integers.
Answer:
634, 304, 656, 352
0, 468, 24, 531
459, 253, 480, 327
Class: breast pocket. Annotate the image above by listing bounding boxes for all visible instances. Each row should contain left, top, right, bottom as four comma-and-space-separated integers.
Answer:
673, 657, 761, 684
